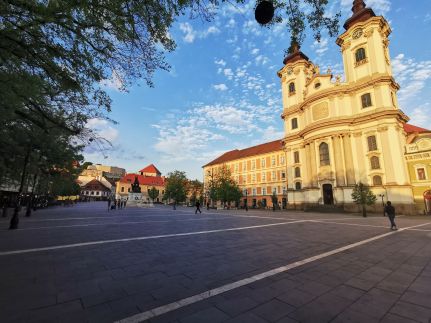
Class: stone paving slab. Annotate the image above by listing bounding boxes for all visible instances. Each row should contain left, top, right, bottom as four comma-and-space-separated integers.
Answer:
0, 202, 430, 322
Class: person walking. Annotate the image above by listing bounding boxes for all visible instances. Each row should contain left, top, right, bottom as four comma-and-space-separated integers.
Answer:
195, 201, 202, 214
107, 198, 111, 211
384, 201, 397, 230
206, 202, 210, 211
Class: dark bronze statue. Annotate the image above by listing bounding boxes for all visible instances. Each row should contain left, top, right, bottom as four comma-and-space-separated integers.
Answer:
131, 176, 141, 193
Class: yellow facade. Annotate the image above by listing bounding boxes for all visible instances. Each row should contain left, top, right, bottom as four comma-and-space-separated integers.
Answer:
204, 146, 287, 208
203, 3, 429, 214
405, 133, 431, 214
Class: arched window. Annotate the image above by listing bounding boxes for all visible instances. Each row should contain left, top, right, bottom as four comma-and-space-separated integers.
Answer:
355, 48, 366, 62
295, 182, 302, 190
370, 156, 380, 169
291, 118, 298, 129
294, 167, 301, 178
319, 142, 330, 166
367, 135, 377, 151
373, 175, 382, 186
289, 82, 295, 94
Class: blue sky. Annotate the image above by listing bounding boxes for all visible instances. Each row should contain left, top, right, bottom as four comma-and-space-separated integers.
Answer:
84, 0, 431, 180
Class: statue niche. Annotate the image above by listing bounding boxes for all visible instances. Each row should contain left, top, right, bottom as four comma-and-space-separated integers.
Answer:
131, 176, 141, 193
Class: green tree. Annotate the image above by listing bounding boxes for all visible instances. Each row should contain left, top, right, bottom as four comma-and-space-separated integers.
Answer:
351, 182, 377, 217
187, 179, 203, 205
148, 187, 159, 203
163, 171, 187, 209
214, 165, 242, 208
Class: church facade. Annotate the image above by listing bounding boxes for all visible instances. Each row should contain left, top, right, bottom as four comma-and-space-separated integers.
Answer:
203, 1, 430, 215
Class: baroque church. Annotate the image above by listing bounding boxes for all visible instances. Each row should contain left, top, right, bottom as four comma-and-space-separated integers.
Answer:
203, 0, 431, 215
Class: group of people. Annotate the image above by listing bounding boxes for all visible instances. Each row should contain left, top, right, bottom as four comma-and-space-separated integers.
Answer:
108, 198, 127, 211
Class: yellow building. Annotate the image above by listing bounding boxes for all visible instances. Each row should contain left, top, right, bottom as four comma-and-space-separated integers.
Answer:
203, 140, 287, 209
204, 0, 428, 215
404, 125, 431, 214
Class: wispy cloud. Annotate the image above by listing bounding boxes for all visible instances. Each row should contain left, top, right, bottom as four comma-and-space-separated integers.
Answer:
179, 23, 220, 43
213, 83, 228, 91
392, 53, 431, 103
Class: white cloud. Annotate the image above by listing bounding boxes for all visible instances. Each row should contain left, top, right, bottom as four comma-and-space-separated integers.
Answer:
179, 23, 220, 43
214, 59, 226, 66
87, 118, 119, 142
227, 18, 236, 28
251, 48, 260, 55
179, 22, 196, 43
392, 53, 431, 102
255, 55, 269, 65
100, 70, 124, 91
223, 68, 233, 79
312, 38, 329, 56
409, 104, 431, 129
213, 83, 228, 91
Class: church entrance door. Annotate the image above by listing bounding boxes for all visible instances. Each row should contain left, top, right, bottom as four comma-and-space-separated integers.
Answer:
322, 184, 334, 205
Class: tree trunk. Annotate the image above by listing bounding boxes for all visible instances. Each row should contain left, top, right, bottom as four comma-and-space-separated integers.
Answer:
10, 147, 31, 229
362, 204, 367, 217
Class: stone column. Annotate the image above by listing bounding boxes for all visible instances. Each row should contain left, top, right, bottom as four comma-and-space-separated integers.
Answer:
379, 127, 396, 184
309, 141, 318, 187
342, 134, 355, 185
333, 135, 346, 186
304, 144, 312, 188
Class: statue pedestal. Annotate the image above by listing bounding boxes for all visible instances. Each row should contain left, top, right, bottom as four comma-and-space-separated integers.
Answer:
127, 192, 143, 207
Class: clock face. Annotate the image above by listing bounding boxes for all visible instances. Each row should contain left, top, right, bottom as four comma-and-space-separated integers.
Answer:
352, 29, 363, 39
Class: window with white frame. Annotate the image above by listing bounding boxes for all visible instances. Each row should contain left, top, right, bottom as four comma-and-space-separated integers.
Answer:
252, 160, 256, 170
262, 188, 266, 195
235, 163, 238, 172
261, 158, 266, 168
281, 171, 286, 179
252, 188, 256, 196
272, 171, 276, 180
271, 156, 276, 166
272, 187, 277, 194
252, 174, 256, 182
243, 161, 247, 171
280, 155, 285, 164
262, 172, 266, 181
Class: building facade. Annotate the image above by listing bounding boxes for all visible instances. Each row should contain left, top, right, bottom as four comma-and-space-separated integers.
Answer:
80, 179, 112, 200
116, 164, 165, 202
404, 125, 431, 214
203, 1, 428, 214
204, 140, 287, 209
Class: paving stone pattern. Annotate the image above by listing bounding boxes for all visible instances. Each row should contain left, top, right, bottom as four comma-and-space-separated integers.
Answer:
0, 202, 430, 322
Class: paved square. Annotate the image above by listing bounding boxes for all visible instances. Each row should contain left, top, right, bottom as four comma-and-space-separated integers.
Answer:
0, 202, 431, 323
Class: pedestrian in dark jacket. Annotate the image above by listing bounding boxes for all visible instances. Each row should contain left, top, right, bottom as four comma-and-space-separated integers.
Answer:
195, 201, 202, 214
384, 201, 397, 230
108, 199, 111, 211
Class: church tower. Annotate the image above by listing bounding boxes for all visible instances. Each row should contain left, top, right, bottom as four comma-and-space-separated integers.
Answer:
278, 0, 415, 214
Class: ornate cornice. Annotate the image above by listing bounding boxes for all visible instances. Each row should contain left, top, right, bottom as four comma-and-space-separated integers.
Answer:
282, 110, 409, 144
281, 74, 399, 119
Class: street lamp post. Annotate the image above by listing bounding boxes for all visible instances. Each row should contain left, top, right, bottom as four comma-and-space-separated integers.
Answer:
378, 193, 385, 216
245, 189, 248, 212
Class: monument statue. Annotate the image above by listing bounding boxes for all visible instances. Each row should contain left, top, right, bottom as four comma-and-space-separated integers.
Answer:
131, 176, 141, 193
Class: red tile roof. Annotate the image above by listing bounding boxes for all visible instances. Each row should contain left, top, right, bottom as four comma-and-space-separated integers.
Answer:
403, 123, 430, 134
203, 139, 283, 167
119, 174, 165, 186
138, 164, 161, 174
